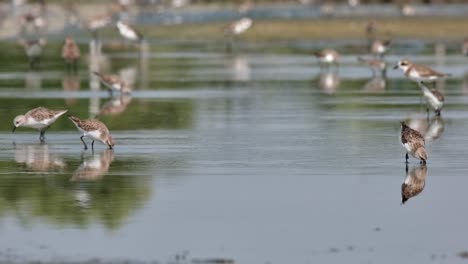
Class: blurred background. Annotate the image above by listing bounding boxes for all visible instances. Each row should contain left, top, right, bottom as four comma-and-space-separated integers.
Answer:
0, 0, 467, 263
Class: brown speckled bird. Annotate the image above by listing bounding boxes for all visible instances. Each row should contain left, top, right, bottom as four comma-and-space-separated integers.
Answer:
401, 121, 427, 164
68, 115, 114, 150
62, 37, 80, 71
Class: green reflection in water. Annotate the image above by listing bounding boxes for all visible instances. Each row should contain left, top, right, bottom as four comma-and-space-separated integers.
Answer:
0, 146, 152, 229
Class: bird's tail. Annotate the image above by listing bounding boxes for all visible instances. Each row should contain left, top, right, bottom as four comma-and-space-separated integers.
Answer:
415, 147, 427, 164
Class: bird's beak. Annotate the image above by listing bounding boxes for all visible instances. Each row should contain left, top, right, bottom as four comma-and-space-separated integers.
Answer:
12, 126, 16, 133
393, 65, 399, 70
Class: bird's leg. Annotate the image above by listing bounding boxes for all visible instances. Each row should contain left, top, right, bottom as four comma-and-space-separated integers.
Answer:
405, 153, 409, 164
426, 107, 430, 121
436, 109, 441, 116
80, 135, 88, 150
405, 163, 408, 174
91, 140, 95, 152
39, 129, 46, 142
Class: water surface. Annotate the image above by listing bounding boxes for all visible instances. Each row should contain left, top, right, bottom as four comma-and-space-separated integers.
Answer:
0, 40, 467, 263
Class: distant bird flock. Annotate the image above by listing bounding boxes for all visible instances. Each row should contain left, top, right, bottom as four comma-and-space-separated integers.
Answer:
7, 0, 467, 165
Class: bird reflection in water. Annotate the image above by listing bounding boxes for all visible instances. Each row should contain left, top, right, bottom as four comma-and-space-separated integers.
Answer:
14, 143, 66, 172
227, 55, 251, 82
318, 71, 340, 94
362, 76, 386, 93
424, 116, 445, 142
62, 73, 80, 106
97, 94, 132, 117
70, 149, 114, 182
405, 115, 445, 142
401, 164, 427, 204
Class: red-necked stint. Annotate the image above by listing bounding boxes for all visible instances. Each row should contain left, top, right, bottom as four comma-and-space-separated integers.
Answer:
225, 17, 253, 36
68, 115, 114, 150
62, 37, 80, 70
116, 20, 143, 42
400, 121, 427, 164
314, 48, 339, 69
418, 81, 444, 117
93, 71, 132, 96
370, 39, 391, 58
394, 59, 450, 87
401, 164, 427, 204
12, 107, 68, 142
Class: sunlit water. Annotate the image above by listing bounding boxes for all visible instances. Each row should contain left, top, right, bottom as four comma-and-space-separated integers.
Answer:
0, 40, 467, 264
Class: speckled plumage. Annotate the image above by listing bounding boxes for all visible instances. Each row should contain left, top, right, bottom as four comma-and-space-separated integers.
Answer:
68, 115, 114, 150
401, 121, 427, 164
62, 37, 80, 63
12, 107, 68, 142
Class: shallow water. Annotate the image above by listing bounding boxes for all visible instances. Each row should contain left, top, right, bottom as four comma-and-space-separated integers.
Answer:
0, 40, 468, 263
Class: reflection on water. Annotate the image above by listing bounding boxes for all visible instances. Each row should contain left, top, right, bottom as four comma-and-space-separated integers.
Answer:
97, 95, 133, 117
62, 74, 81, 105
318, 71, 340, 94
405, 115, 445, 142
401, 164, 428, 204
71, 149, 114, 182
25, 71, 42, 90
14, 143, 66, 172
119, 66, 137, 89
362, 76, 386, 93
425, 116, 445, 142
227, 55, 251, 82
0, 40, 467, 263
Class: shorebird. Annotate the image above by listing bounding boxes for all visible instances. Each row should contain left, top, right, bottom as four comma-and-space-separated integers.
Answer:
418, 82, 444, 117
225, 17, 253, 36
314, 49, 339, 70
224, 17, 253, 52
93, 71, 132, 96
12, 107, 68, 142
20, 38, 46, 69
62, 37, 80, 71
116, 20, 143, 42
400, 121, 427, 164
401, 164, 427, 204
370, 39, 391, 58
87, 14, 112, 39
394, 59, 450, 87
357, 56, 386, 77
68, 115, 114, 150
20, 12, 46, 33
